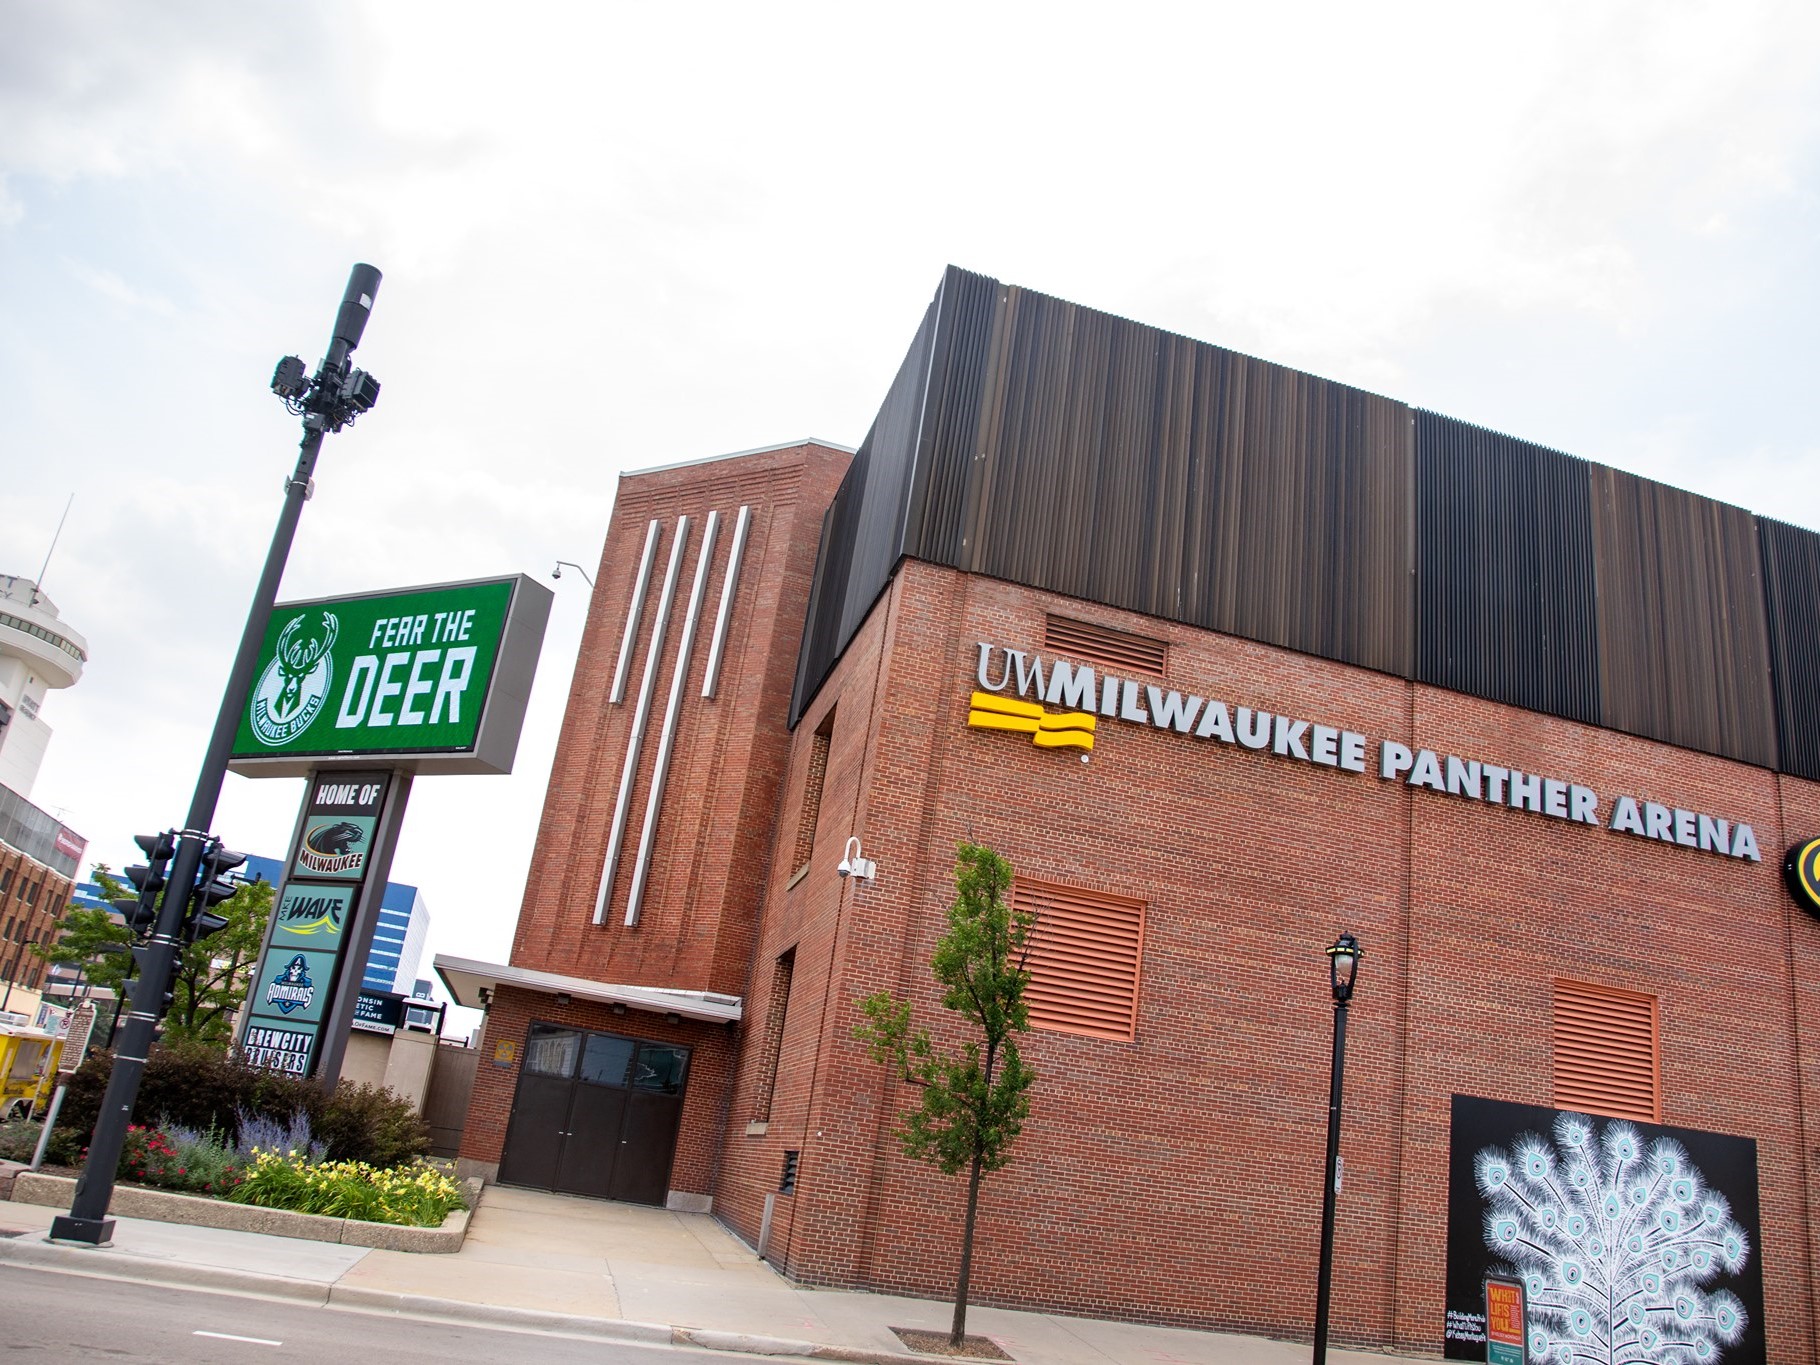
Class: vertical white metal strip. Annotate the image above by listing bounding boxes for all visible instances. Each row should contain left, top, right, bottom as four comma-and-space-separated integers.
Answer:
625, 510, 720, 926
594, 516, 689, 924
610, 520, 662, 704
701, 504, 751, 699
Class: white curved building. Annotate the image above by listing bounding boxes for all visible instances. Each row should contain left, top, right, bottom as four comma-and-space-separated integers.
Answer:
0, 574, 88, 799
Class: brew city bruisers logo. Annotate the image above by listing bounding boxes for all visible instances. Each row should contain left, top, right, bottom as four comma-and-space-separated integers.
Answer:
279, 891, 346, 936
249, 611, 339, 747
297, 820, 367, 875
971, 641, 1762, 863
265, 954, 316, 1015
243, 1024, 311, 1076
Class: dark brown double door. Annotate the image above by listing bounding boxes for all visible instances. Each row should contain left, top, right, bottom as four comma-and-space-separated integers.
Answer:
498, 1022, 690, 1205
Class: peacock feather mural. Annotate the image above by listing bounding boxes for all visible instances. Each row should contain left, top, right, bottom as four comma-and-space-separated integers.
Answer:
1445, 1096, 1765, 1364
1476, 1111, 1749, 1363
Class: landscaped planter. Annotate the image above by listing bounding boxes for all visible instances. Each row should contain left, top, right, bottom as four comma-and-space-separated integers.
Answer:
9, 1171, 482, 1253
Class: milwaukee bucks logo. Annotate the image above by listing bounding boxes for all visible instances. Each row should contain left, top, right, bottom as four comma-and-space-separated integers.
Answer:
249, 611, 339, 747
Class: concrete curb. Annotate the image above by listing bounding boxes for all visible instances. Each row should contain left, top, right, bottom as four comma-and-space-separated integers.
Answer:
0, 1231, 332, 1304
8, 1171, 478, 1253
0, 1231, 944, 1362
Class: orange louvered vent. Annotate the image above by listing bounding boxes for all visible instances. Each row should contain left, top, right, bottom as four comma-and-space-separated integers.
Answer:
1553, 979, 1661, 1122
1044, 615, 1167, 676
1014, 878, 1146, 1041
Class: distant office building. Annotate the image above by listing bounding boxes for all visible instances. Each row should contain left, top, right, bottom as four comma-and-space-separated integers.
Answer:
0, 574, 88, 800
0, 782, 86, 1004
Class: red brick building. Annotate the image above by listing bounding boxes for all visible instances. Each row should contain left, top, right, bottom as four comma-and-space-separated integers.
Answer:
444, 271, 1819, 1362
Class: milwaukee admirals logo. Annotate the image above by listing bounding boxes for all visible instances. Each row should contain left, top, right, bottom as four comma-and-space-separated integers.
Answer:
249, 611, 338, 747
265, 954, 316, 1015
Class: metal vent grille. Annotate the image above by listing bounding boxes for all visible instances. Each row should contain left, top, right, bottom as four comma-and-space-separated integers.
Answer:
1553, 978, 1661, 1122
1043, 615, 1167, 676
1014, 877, 1146, 1041
780, 1150, 799, 1194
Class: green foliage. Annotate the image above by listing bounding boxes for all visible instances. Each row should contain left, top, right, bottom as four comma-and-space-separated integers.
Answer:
52, 1044, 430, 1169
853, 842, 1036, 1344
33, 866, 276, 1046
33, 866, 133, 996
228, 1151, 466, 1227
165, 876, 274, 1045
855, 842, 1036, 1175
0, 1117, 41, 1163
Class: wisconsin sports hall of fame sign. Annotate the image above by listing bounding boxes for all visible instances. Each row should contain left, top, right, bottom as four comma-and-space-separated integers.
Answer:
231, 573, 552, 1080
1444, 1095, 1765, 1365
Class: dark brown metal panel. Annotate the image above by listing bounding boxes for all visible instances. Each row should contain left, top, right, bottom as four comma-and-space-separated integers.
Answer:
1414, 413, 1600, 724
1759, 518, 1820, 779
1589, 468, 1776, 766
934, 279, 1414, 676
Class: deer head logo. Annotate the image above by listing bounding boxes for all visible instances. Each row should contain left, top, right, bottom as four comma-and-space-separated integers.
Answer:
248, 610, 340, 748
273, 612, 338, 721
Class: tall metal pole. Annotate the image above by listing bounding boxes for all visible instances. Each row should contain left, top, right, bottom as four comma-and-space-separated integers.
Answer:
1310, 994, 1350, 1364
49, 265, 381, 1247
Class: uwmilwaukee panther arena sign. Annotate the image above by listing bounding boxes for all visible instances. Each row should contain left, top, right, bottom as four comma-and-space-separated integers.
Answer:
971, 642, 1762, 863
228, 575, 551, 777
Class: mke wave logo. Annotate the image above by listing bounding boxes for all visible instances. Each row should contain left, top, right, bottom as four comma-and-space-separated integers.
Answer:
967, 690, 1096, 750
265, 954, 316, 1015
249, 611, 339, 747
280, 892, 346, 936
297, 820, 366, 875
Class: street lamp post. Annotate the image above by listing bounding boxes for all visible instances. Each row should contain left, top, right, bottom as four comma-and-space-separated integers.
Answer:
1311, 931, 1361, 1365
1, 940, 39, 1013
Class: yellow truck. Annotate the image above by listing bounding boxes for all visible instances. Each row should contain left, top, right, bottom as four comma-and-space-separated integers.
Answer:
0, 1023, 64, 1121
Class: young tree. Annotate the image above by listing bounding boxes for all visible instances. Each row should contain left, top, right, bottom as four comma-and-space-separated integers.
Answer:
854, 842, 1036, 1348
35, 866, 276, 1048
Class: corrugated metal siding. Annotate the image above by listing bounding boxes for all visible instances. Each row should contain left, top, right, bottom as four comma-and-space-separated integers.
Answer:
1760, 518, 1820, 780
790, 289, 941, 723
1589, 468, 1776, 767
1414, 413, 1601, 724
1552, 978, 1660, 1123
1015, 878, 1146, 1042
931, 281, 1414, 676
791, 267, 1807, 774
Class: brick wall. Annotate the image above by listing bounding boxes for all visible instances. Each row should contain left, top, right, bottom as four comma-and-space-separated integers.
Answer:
716, 559, 1820, 1360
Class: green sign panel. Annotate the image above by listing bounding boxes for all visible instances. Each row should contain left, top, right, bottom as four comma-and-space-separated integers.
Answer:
229, 577, 536, 772
269, 883, 356, 952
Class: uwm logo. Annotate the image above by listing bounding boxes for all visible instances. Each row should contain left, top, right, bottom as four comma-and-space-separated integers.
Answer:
967, 691, 1096, 750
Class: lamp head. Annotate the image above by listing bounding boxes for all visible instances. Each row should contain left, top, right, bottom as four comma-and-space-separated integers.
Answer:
1326, 932, 1361, 1003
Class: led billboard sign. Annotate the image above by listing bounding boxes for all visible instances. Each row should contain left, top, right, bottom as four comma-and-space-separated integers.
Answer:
228, 574, 550, 776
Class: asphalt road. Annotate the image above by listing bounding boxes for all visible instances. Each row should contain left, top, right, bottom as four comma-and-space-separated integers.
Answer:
0, 1264, 740, 1363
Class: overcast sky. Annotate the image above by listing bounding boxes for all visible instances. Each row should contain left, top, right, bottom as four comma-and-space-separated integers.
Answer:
5, 0, 1819, 1030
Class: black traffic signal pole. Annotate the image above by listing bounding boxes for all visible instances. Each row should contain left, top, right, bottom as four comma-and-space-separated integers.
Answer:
50, 265, 382, 1247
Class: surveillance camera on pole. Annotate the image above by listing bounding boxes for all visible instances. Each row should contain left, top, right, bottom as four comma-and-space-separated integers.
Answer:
51, 264, 383, 1248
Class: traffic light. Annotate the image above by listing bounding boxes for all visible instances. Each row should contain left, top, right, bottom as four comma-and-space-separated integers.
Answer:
118, 831, 177, 936
186, 840, 246, 944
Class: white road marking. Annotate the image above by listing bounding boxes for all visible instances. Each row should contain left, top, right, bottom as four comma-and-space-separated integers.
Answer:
194, 1330, 283, 1346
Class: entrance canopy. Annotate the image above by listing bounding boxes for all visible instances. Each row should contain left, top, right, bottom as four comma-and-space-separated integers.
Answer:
433, 953, 742, 1023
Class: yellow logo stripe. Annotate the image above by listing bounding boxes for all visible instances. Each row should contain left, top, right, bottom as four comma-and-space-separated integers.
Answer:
967, 691, 1095, 750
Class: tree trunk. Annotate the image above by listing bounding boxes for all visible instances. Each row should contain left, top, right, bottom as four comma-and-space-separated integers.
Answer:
950, 1149, 986, 1347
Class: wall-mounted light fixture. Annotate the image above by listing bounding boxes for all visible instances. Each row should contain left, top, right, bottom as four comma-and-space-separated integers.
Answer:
610, 1001, 627, 1016
836, 836, 877, 883
477, 987, 493, 1007
554, 992, 572, 1007
664, 1012, 682, 1026
552, 559, 594, 587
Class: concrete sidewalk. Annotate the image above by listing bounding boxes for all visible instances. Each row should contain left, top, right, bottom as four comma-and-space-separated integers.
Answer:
0, 1184, 1436, 1364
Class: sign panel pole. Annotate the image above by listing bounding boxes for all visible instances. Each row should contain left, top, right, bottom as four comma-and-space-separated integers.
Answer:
238, 768, 408, 1080
313, 769, 412, 1084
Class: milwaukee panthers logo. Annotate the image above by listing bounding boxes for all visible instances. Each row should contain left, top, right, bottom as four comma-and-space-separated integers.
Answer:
249, 611, 339, 747
296, 820, 367, 875
265, 954, 315, 1015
